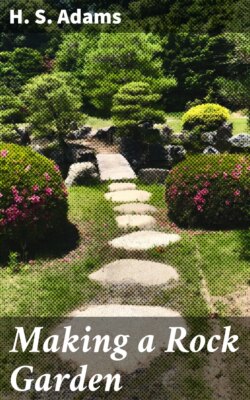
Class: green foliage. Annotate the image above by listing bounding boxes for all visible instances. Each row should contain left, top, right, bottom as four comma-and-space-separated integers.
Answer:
166, 154, 250, 228
21, 73, 85, 144
56, 32, 98, 73
162, 33, 234, 110
0, 47, 44, 92
83, 32, 176, 115
0, 84, 25, 142
182, 103, 230, 132
0, 143, 68, 254
112, 81, 165, 134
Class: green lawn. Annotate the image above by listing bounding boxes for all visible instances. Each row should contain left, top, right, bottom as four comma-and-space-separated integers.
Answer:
1, 183, 249, 317
87, 112, 249, 134
1, 183, 249, 398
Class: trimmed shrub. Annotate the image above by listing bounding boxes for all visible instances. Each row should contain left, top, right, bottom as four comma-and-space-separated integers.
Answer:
112, 81, 165, 137
182, 103, 230, 133
166, 154, 250, 228
0, 144, 68, 253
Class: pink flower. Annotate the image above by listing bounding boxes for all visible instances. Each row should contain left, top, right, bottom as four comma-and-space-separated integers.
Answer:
33, 184, 39, 192
0, 193, 3, 198
0, 149, 8, 157
223, 172, 228, 179
54, 165, 60, 173
231, 170, 241, 180
44, 172, 51, 181
28, 195, 41, 204
234, 190, 240, 196
45, 187, 53, 196
203, 181, 211, 187
197, 205, 203, 212
225, 200, 230, 206
247, 166, 250, 171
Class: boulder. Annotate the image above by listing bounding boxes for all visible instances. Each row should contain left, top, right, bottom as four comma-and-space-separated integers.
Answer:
67, 126, 92, 140
65, 162, 99, 187
138, 168, 168, 184
160, 125, 173, 144
16, 127, 31, 145
229, 133, 250, 149
70, 146, 96, 163
201, 123, 233, 151
164, 145, 186, 167
94, 126, 116, 142
203, 146, 220, 154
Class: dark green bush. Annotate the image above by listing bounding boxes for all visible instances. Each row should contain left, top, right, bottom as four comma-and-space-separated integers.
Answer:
166, 154, 250, 228
0, 144, 68, 252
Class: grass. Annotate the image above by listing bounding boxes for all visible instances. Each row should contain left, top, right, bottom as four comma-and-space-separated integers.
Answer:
1, 183, 249, 398
87, 112, 249, 134
1, 183, 249, 317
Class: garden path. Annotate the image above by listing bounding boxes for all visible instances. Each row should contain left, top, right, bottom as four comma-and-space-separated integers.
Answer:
96, 153, 136, 181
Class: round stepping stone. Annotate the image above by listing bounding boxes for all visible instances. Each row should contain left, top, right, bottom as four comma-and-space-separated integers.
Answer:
105, 190, 151, 203
108, 182, 136, 192
115, 214, 156, 230
109, 230, 181, 251
54, 305, 185, 376
114, 203, 157, 215
89, 259, 179, 286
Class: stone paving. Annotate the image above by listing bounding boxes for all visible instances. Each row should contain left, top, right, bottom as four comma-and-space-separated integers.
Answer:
60, 160, 183, 374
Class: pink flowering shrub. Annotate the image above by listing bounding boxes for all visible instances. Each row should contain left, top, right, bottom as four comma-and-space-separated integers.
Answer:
0, 144, 68, 251
166, 154, 250, 228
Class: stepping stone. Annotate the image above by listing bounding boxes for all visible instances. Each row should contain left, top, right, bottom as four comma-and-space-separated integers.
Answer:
97, 154, 136, 181
116, 214, 156, 230
114, 203, 157, 215
109, 230, 181, 251
108, 182, 136, 192
89, 259, 179, 286
55, 305, 185, 376
105, 190, 151, 203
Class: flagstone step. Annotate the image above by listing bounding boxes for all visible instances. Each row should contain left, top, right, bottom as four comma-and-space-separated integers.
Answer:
108, 182, 136, 192
89, 259, 179, 286
55, 305, 185, 376
97, 153, 136, 181
105, 190, 151, 203
116, 214, 156, 230
109, 230, 181, 251
114, 203, 157, 215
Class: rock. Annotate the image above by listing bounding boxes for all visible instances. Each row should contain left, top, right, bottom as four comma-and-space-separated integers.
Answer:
89, 259, 179, 286
109, 231, 181, 251
114, 203, 157, 215
138, 168, 168, 184
95, 126, 116, 142
97, 153, 136, 181
108, 182, 136, 192
16, 127, 31, 145
203, 146, 220, 154
105, 190, 151, 203
201, 123, 233, 151
65, 162, 99, 187
229, 133, 250, 149
164, 145, 186, 167
67, 126, 91, 140
55, 306, 185, 376
70, 146, 96, 163
115, 214, 156, 230
160, 125, 173, 144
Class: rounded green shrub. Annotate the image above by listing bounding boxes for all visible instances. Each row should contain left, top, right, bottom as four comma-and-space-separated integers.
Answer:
166, 154, 250, 228
182, 103, 230, 132
0, 144, 68, 251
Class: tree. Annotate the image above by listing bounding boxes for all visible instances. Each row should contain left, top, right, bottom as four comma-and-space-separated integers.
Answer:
0, 48, 44, 93
0, 84, 25, 142
21, 73, 85, 148
82, 32, 176, 116
112, 81, 165, 137
55, 32, 98, 73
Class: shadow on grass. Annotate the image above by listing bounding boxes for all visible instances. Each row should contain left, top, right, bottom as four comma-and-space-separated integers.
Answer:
0, 221, 80, 265
238, 229, 250, 261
